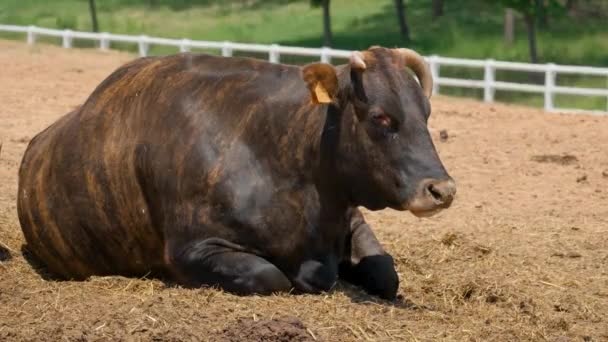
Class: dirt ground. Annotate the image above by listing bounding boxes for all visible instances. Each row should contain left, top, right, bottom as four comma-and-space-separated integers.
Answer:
1, 40, 607, 342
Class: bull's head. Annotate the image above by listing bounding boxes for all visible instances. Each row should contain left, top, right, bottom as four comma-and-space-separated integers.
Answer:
302, 46, 456, 217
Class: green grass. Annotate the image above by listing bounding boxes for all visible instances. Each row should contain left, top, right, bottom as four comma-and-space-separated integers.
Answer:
1, 0, 606, 111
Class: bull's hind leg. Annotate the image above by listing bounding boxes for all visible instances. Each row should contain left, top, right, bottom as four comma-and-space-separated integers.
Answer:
339, 209, 399, 300
168, 238, 292, 295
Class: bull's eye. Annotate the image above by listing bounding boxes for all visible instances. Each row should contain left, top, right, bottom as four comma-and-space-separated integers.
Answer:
371, 113, 391, 127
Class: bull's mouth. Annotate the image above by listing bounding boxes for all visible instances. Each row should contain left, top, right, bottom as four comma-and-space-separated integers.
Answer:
391, 201, 447, 218
408, 207, 444, 218
390, 198, 448, 217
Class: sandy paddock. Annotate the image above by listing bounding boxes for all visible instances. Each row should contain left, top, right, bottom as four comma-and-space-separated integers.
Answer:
0, 40, 607, 341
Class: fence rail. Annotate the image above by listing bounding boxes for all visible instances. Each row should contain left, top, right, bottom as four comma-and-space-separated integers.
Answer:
1, 24, 607, 115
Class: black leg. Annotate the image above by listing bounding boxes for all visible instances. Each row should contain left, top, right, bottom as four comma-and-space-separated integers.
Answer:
339, 209, 399, 300
292, 258, 339, 294
168, 238, 292, 295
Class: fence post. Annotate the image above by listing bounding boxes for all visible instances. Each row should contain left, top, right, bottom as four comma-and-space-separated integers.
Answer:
27, 26, 36, 45
484, 59, 495, 103
544, 63, 556, 112
138, 35, 149, 57
179, 39, 191, 53
269, 44, 280, 63
99, 32, 110, 50
429, 55, 440, 95
321, 47, 331, 64
62, 29, 73, 49
222, 41, 233, 57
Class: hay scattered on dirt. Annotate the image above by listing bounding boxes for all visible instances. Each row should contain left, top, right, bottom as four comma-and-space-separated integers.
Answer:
1, 40, 607, 341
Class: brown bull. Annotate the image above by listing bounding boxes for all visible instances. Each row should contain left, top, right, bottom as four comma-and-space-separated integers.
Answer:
18, 46, 455, 300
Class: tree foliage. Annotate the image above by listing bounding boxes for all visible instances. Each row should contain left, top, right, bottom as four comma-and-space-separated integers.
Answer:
494, 0, 564, 63
496, 0, 563, 18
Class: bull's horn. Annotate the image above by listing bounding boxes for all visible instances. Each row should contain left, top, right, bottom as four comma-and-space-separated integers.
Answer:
349, 51, 367, 70
396, 48, 433, 98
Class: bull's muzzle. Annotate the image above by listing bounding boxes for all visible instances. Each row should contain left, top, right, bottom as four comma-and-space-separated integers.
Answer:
406, 178, 456, 217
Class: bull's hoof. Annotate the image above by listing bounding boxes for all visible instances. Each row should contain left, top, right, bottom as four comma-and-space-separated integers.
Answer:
292, 259, 338, 294
353, 254, 399, 301
231, 264, 292, 295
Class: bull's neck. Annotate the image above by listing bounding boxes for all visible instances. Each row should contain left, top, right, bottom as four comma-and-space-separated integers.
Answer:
308, 65, 353, 215
315, 104, 348, 213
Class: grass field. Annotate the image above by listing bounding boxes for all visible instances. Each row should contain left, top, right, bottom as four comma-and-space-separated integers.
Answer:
1, 0, 607, 110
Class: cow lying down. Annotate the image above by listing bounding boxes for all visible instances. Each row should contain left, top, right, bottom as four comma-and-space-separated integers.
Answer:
18, 46, 455, 300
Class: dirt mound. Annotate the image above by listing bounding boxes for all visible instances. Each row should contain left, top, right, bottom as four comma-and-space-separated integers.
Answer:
218, 317, 316, 342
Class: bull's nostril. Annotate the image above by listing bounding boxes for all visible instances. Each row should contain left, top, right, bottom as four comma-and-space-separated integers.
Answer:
427, 184, 444, 202
411, 179, 456, 214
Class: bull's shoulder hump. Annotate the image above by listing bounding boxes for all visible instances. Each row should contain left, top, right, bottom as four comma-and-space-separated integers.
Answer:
171, 53, 302, 83
161, 54, 308, 104
91, 53, 303, 97
179, 52, 300, 71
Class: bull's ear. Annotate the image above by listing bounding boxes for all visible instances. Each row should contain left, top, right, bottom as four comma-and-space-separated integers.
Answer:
301, 63, 338, 104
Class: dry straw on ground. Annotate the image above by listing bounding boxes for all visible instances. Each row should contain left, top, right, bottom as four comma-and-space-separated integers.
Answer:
0, 40, 607, 341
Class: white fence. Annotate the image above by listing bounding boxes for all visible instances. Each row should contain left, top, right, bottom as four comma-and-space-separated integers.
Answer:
1, 24, 607, 115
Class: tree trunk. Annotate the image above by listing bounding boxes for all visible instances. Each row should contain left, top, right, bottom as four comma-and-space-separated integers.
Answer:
394, 0, 410, 42
321, 0, 332, 47
524, 13, 538, 63
504, 8, 515, 45
88, 0, 99, 32
535, 0, 548, 29
565, 0, 575, 10
432, 0, 444, 19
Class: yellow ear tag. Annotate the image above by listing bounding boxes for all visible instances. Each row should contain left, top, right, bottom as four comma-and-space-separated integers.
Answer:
314, 82, 332, 104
